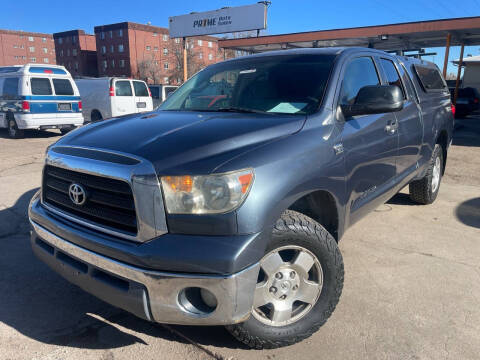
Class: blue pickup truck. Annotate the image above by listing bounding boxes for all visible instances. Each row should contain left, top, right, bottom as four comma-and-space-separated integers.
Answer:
29, 47, 453, 349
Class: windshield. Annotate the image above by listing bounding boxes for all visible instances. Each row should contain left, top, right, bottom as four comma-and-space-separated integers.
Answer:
160, 54, 336, 115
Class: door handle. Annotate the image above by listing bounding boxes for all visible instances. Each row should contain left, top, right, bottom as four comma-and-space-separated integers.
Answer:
385, 121, 398, 134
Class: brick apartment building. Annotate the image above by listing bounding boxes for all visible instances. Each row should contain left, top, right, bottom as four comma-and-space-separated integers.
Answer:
93, 22, 223, 85
53, 30, 98, 77
0, 30, 56, 66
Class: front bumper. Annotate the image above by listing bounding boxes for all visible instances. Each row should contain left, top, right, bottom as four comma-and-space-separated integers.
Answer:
31, 220, 259, 325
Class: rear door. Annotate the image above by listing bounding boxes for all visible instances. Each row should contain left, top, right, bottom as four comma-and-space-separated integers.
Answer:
113, 79, 135, 116
132, 80, 152, 112
378, 57, 423, 179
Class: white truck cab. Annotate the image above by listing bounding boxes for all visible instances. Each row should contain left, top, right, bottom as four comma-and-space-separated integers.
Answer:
75, 77, 153, 122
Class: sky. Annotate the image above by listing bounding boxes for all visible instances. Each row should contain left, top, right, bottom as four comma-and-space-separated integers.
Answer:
3, 0, 480, 74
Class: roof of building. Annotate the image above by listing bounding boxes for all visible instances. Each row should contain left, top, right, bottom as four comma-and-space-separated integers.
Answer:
218, 16, 480, 53
453, 55, 480, 65
0, 29, 52, 38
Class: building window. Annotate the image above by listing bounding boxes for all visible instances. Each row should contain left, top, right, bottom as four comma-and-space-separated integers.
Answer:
146, 46, 151, 51
109, 30, 113, 38
164, 77, 169, 84
29, 46, 35, 53
72, 36, 77, 43
58, 38, 63, 44
102, 60, 107, 69
163, 34, 168, 41
118, 29, 123, 37
111, 59, 115, 68
153, 32, 158, 37
164, 62, 168, 69
74, 62, 79, 70
43, 57, 49, 63
28, 36, 34, 42
208, 53, 213, 60
198, 40, 203, 46
67, 49, 70, 56
101, 45, 106, 54
110, 45, 114, 53
73, 49, 78, 56
199, 52, 203, 59
30, 57, 36, 63
22, 56, 26, 60
118, 44, 124, 52
177, 78, 181, 84
175, 38, 180, 44
163, 48, 168, 55
208, 41, 213, 48
20, 44, 24, 49
154, 46, 158, 51
43, 47, 48, 54
60, 50, 64, 57
42, 37, 47, 43
119, 59, 125, 68
154, 60, 158, 65
100, 31, 105, 40
13, 44, 17, 48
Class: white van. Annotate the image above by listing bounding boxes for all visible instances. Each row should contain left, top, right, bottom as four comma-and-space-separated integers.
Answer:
75, 77, 153, 122
0, 64, 84, 138
148, 84, 178, 108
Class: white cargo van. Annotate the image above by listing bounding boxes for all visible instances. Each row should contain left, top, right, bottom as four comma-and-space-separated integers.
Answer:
0, 64, 84, 138
148, 84, 178, 108
75, 78, 153, 122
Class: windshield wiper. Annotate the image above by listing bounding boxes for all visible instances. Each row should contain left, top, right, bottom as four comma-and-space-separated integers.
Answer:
216, 106, 270, 114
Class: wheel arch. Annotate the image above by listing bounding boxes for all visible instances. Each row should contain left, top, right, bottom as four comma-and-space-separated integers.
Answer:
287, 189, 341, 242
436, 129, 448, 175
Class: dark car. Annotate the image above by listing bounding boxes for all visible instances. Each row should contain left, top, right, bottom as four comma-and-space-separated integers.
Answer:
449, 87, 480, 118
29, 48, 454, 349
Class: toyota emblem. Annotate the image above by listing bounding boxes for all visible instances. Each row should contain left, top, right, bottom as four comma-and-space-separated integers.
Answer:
68, 183, 87, 206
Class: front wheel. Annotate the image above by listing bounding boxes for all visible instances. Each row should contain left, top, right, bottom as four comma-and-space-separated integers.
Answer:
226, 210, 344, 349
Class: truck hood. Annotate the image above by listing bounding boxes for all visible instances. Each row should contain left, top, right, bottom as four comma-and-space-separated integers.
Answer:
57, 110, 306, 174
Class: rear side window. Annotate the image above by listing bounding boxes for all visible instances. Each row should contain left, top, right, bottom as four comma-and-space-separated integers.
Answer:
413, 65, 446, 91
133, 81, 149, 96
52, 79, 74, 95
2, 77, 19, 99
115, 80, 132, 96
31, 78, 52, 95
380, 59, 405, 99
149, 86, 159, 99
339, 57, 380, 105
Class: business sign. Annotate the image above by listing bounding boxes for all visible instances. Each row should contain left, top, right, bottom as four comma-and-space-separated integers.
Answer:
169, 3, 267, 38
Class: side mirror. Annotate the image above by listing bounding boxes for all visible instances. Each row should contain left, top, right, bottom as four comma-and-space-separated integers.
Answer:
341, 85, 404, 117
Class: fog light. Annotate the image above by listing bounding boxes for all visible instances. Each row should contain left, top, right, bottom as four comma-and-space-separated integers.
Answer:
178, 287, 217, 316
200, 288, 218, 308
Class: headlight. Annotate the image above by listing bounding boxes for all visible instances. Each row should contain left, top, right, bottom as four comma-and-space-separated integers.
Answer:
160, 169, 254, 214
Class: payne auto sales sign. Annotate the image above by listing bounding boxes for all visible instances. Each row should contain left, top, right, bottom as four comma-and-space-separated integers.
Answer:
169, 3, 267, 38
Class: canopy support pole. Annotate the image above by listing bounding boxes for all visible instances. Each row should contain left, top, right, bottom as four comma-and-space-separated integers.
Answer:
453, 42, 465, 106
443, 33, 451, 78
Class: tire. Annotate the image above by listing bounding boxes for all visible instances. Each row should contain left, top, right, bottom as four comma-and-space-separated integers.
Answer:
7, 116, 24, 139
226, 210, 344, 349
409, 144, 443, 204
60, 126, 75, 135
91, 110, 103, 122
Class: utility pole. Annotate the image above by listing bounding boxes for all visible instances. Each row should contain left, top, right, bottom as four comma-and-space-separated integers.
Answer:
183, 37, 188, 82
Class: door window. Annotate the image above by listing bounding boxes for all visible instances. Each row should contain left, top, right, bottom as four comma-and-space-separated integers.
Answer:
115, 80, 132, 96
31, 78, 52, 95
133, 81, 149, 97
339, 57, 380, 105
2, 78, 19, 99
52, 79, 74, 95
380, 59, 405, 98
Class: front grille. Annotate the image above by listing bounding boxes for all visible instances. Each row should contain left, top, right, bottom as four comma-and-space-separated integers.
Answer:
42, 165, 137, 235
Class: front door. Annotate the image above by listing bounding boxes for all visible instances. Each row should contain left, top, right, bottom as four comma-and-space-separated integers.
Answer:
336, 56, 399, 224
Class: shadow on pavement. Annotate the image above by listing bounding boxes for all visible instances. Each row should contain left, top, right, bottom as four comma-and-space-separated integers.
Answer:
455, 197, 480, 229
0, 189, 241, 351
452, 117, 480, 147
387, 192, 417, 206
0, 128, 61, 139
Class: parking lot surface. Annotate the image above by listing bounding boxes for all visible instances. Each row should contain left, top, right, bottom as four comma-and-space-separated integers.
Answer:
1, 117, 479, 360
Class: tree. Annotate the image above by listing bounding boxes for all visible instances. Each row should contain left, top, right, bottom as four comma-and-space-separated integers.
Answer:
136, 53, 162, 84
168, 39, 203, 84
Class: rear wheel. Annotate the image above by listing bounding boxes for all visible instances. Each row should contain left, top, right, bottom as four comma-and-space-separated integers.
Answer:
409, 144, 443, 204
226, 210, 344, 349
60, 126, 75, 135
8, 117, 24, 139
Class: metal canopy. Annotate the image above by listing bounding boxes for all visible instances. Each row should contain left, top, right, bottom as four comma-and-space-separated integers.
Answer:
218, 16, 480, 53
